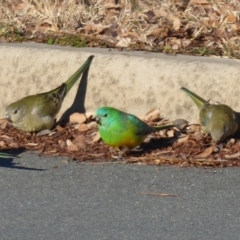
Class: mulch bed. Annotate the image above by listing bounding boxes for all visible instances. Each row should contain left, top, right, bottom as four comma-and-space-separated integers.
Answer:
1, 112, 240, 168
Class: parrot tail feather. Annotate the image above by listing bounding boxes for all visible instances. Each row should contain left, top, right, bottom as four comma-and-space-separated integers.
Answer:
181, 87, 207, 110
152, 124, 174, 132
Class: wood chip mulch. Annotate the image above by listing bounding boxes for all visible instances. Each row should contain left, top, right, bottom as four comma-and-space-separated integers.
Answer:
1, 111, 240, 168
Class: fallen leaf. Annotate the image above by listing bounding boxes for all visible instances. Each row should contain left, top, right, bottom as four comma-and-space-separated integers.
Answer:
26, 143, 38, 146
144, 109, 161, 121
66, 139, 74, 146
0, 118, 7, 124
192, 131, 204, 141
85, 112, 95, 119
195, 146, 213, 158
58, 139, 66, 149
149, 27, 169, 40
0, 141, 6, 147
92, 132, 101, 142
227, 14, 236, 24
87, 121, 98, 129
8, 142, 19, 148
67, 144, 79, 152
78, 124, 89, 132
74, 135, 86, 148
56, 125, 65, 131
173, 17, 181, 30
190, 0, 211, 6
0, 120, 8, 130
225, 151, 240, 159
84, 23, 107, 34
116, 37, 131, 47
177, 135, 189, 143
167, 129, 174, 137
122, 31, 140, 39
69, 113, 86, 124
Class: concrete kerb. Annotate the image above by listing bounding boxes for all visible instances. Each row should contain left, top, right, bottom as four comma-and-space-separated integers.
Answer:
1, 42, 240, 123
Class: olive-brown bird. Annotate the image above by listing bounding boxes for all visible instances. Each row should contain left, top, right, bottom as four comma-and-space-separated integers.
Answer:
6, 56, 94, 132
181, 87, 238, 142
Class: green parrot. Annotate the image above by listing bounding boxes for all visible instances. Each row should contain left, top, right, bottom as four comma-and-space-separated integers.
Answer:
181, 87, 238, 142
0, 152, 18, 158
95, 106, 174, 154
6, 55, 94, 132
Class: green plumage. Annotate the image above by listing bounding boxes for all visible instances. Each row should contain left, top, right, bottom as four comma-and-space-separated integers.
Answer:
181, 87, 238, 142
6, 56, 94, 132
96, 106, 173, 150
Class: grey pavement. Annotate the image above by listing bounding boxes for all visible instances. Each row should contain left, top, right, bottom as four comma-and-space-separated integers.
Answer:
0, 153, 240, 240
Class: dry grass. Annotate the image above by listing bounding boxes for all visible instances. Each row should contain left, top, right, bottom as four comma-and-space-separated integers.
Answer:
1, 0, 240, 56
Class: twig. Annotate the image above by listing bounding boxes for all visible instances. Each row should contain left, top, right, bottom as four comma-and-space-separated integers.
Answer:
139, 192, 180, 197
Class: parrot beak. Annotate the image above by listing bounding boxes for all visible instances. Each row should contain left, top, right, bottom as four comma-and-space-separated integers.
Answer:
6, 114, 12, 122
95, 116, 101, 125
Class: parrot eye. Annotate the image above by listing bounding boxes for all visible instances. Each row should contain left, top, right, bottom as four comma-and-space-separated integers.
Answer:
103, 113, 108, 117
13, 110, 18, 114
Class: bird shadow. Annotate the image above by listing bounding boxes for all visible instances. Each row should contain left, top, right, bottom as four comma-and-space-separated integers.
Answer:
131, 137, 177, 156
0, 148, 45, 171
57, 59, 93, 127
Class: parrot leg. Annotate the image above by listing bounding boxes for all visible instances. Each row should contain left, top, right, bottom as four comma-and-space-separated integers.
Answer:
131, 146, 143, 152
109, 146, 130, 160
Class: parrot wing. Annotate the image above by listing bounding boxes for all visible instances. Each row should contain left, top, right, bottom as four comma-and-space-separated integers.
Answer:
127, 114, 154, 136
30, 55, 95, 118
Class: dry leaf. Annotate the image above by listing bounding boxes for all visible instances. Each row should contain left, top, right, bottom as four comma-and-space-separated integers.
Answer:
66, 139, 74, 146
92, 132, 101, 142
172, 44, 179, 50
58, 139, 66, 149
190, 0, 211, 5
56, 125, 65, 131
26, 143, 38, 146
116, 37, 131, 47
149, 27, 169, 40
177, 135, 189, 143
78, 124, 89, 132
84, 24, 107, 34
122, 31, 140, 39
225, 151, 240, 159
195, 146, 213, 158
87, 121, 98, 129
1, 135, 13, 140
67, 144, 79, 152
0, 141, 6, 147
227, 14, 236, 23
8, 142, 19, 148
85, 112, 95, 119
74, 135, 86, 148
0, 118, 7, 125
69, 113, 86, 124
167, 130, 174, 137
144, 109, 160, 121
173, 17, 181, 30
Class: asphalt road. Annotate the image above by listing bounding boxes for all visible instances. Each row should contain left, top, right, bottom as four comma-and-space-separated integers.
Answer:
0, 152, 240, 240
